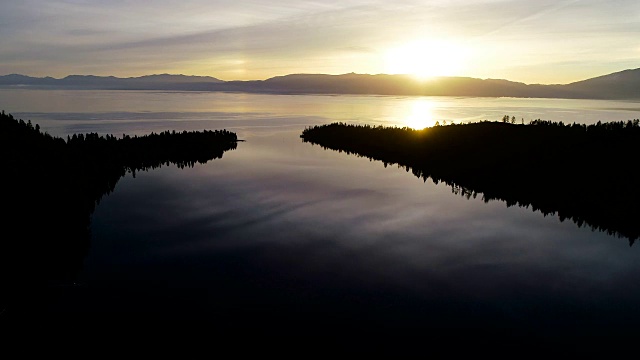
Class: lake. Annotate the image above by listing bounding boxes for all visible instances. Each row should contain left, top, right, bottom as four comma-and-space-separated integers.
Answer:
2, 89, 640, 354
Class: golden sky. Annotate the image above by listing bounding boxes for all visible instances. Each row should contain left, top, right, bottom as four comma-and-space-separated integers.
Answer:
1, 0, 639, 84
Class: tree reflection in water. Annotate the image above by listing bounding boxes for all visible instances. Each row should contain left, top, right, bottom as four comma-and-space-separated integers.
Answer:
301, 119, 640, 245
1, 111, 238, 316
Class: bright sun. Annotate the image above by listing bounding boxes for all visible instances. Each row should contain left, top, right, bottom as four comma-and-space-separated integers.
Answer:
385, 40, 468, 80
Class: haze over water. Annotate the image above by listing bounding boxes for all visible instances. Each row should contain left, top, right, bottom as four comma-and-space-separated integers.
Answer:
4, 89, 640, 135
3, 89, 640, 352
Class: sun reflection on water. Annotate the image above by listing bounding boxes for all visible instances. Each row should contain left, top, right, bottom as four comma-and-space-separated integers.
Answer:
404, 99, 436, 130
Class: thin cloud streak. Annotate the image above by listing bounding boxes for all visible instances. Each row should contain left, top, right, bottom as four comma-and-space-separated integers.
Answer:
476, 0, 583, 38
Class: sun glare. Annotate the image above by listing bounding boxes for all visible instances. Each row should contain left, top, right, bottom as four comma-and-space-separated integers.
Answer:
385, 40, 468, 80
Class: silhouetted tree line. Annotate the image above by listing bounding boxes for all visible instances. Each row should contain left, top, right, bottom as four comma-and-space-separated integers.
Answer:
301, 118, 640, 245
1, 110, 237, 317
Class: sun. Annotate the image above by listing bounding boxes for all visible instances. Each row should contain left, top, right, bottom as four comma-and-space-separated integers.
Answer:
384, 40, 468, 80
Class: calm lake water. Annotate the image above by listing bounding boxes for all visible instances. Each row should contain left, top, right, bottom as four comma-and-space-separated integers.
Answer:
2, 89, 640, 352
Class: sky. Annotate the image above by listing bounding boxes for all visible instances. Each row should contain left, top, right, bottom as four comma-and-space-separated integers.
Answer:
0, 0, 639, 84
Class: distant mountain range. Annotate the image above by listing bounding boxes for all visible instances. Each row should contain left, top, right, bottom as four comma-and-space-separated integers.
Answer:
2, 68, 640, 100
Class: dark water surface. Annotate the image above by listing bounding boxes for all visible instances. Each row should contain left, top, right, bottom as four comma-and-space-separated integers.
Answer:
2, 90, 640, 354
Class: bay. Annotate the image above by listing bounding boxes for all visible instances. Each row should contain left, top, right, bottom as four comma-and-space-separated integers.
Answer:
2, 89, 639, 354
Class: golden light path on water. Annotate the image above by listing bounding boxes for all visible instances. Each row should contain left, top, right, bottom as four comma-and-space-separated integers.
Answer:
390, 98, 446, 130
403, 100, 435, 129
391, 97, 475, 130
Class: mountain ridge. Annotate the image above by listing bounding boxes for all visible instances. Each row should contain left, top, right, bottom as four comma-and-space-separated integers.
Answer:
1, 68, 639, 99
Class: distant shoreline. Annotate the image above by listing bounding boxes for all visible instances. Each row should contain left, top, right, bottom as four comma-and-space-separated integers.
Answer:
2, 67, 640, 100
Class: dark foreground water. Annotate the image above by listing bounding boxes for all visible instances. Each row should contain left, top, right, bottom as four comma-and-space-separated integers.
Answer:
2, 90, 640, 354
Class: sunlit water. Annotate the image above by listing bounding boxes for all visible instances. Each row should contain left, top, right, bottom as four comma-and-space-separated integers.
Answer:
2, 89, 640, 349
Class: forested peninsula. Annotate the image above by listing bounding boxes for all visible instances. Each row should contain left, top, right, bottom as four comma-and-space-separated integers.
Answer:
301, 119, 640, 244
1, 110, 238, 312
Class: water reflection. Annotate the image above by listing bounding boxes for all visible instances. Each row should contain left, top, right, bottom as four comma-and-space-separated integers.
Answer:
403, 99, 435, 129
301, 121, 640, 245
4, 91, 640, 353
6, 90, 640, 138
80, 128, 640, 354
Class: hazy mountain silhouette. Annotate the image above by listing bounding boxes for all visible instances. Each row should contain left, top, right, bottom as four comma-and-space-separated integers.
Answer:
563, 68, 640, 99
2, 68, 640, 99
0, 73, 223, 90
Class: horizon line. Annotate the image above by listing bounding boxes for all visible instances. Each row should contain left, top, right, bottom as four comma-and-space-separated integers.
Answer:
3, 67, 638, 86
